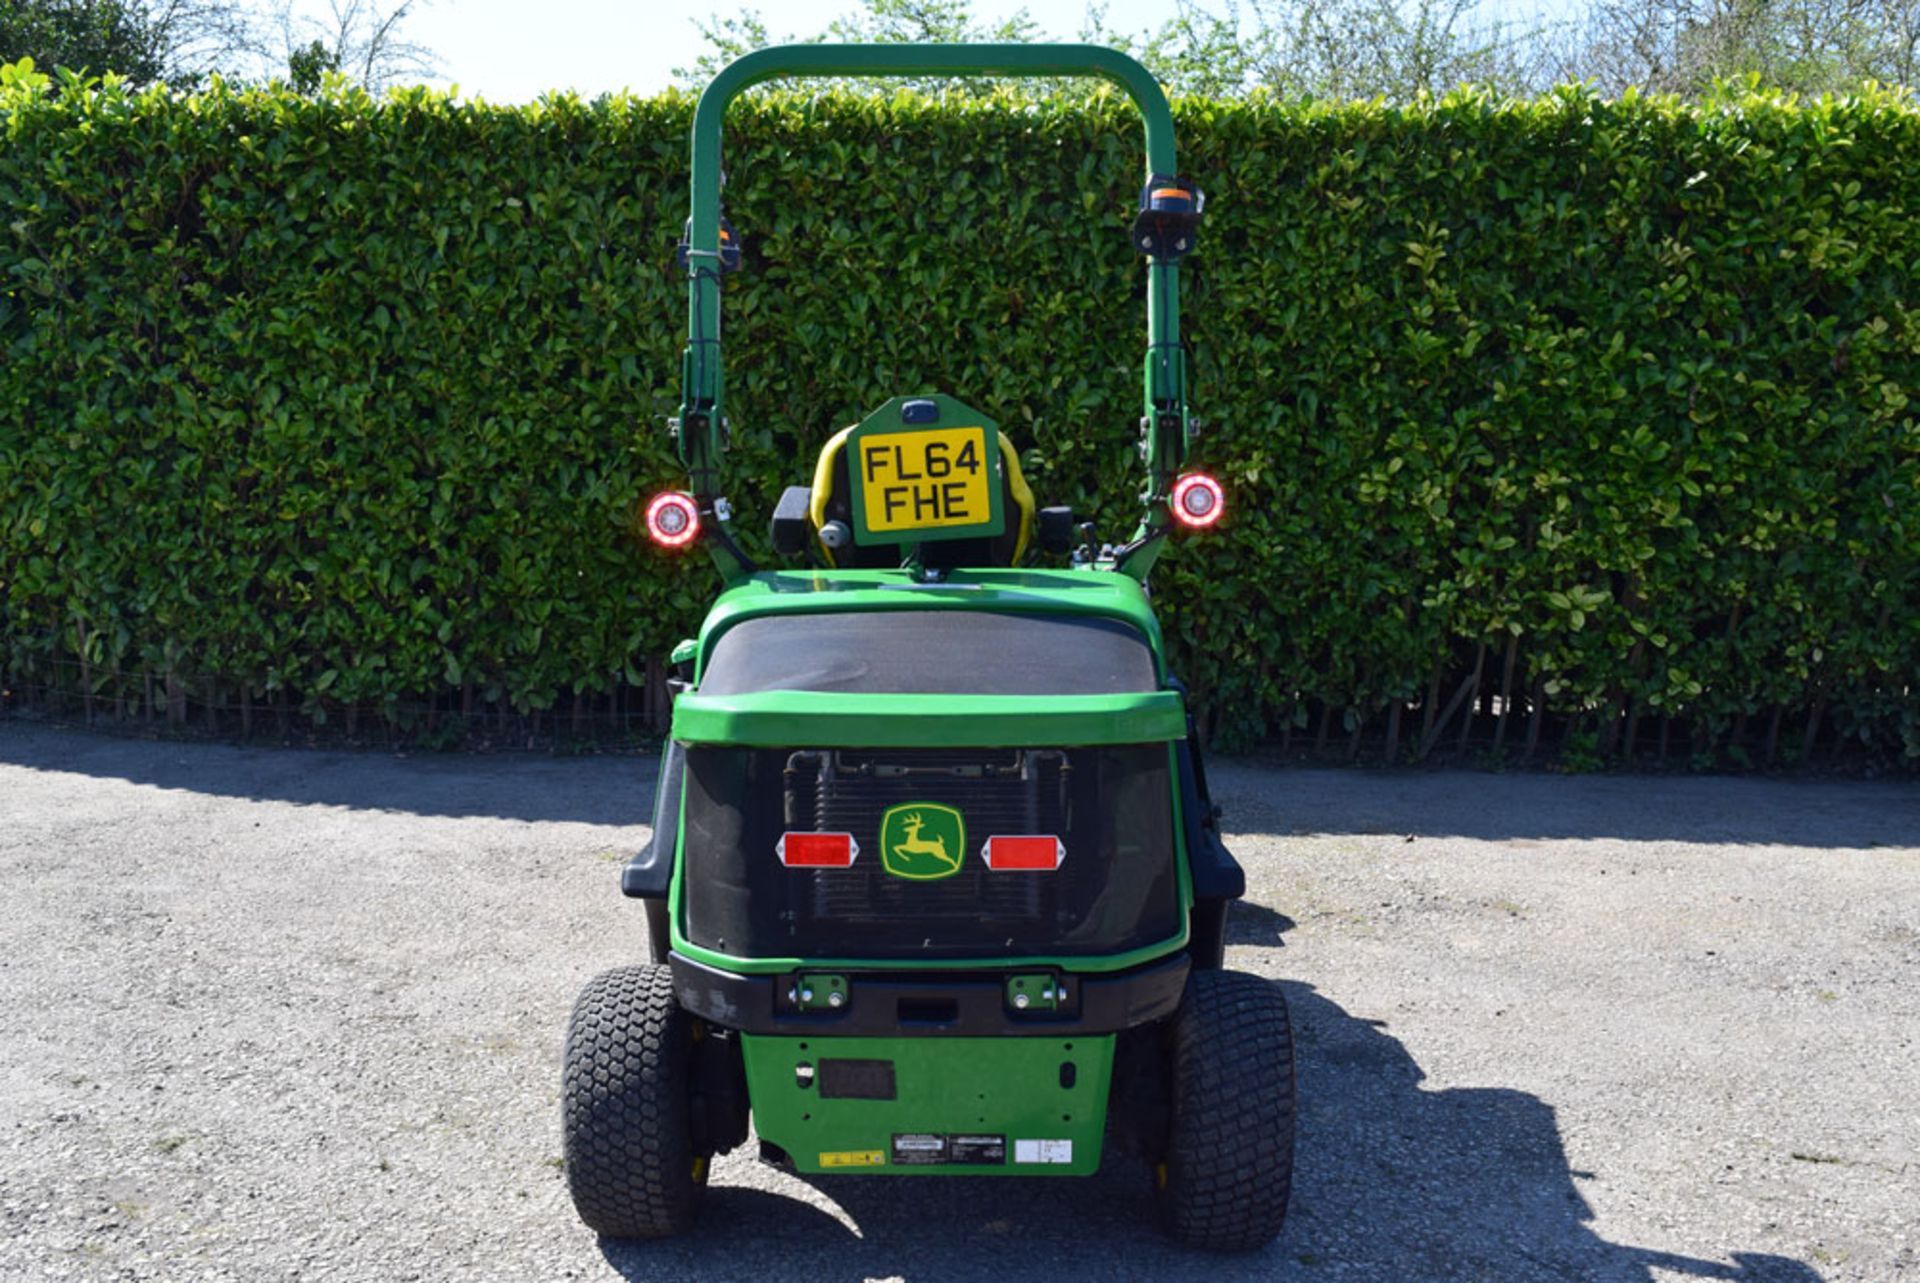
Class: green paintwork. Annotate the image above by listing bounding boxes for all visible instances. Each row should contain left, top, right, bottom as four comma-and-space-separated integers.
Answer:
678, 44, 1191, 584
689, 567, 1170, 685
844, 394, 1004, 546
742, 1032, 1115, 1176
671, 689, 1186, 749
877, 802, 967, 881
671, 563, 1184, 750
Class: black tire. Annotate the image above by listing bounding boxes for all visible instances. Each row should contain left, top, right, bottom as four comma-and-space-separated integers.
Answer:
1155, 969, 1296, 1251
561, 964, 708, 1239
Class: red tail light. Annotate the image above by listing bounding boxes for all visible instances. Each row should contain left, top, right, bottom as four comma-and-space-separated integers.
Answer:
777, 832, 858, 868
1170, 472, 1224, 529
982, 835, 1065, 871
644, 491, 701, 548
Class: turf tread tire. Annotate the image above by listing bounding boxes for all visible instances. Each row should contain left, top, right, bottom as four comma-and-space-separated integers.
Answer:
1160, 968, 1296, 1250
561, 964, 706, 1239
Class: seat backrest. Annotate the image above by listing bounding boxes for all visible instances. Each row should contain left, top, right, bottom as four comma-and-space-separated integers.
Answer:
807, 425, 1035, 568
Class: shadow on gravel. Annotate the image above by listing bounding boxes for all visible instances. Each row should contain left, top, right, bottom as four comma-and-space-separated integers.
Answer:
6, 723, 1910, 845
1210, 763, 1920, 850
594, 972, 1822, 1283
0, 724, 659, 825
1228, 901, 1296, 947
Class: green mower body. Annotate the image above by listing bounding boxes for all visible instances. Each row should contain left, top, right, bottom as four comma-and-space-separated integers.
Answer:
561, 44, 1295, 1251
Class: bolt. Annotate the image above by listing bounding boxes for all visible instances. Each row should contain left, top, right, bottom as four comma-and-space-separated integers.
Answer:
800, 987, 814, 1003
827, 990, 844, 1008
786, 986, 797, 1003
1014, 993, 1030, 1010
1041, 988, 1055, 1002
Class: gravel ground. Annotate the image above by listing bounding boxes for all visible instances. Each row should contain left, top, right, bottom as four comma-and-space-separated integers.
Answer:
1, 722, 1916, 1283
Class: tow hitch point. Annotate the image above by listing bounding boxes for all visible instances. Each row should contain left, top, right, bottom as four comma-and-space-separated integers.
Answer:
1006, 973, 1068, 1013
787, 973, 849, 1012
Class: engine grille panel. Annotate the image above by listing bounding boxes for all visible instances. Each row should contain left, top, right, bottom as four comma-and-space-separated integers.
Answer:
682, 744, 1180, 960
786, 749, 1069, 931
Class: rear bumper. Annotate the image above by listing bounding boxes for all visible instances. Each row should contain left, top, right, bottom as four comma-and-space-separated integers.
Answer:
670, 951, 1189, 1038
741, 1030, 1116, 1176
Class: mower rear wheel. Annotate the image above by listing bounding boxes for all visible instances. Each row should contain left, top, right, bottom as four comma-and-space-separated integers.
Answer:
1155, 968, 1296, 1250
561, 964, 708, 1239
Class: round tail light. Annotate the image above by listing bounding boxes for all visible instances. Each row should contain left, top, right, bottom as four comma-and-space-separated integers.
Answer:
644, 491, 701, 548
1170, 472, 1225, 529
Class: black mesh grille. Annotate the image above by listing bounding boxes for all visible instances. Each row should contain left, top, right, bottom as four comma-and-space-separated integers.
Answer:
786, 749, 1070, 930
697, 612, 1158, 697
681, 743, 1181, 960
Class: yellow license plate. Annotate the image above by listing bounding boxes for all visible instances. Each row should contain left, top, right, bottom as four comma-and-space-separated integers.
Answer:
855, 426, 994, 534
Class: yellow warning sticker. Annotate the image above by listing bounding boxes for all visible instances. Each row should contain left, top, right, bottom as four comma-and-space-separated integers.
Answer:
819, 1149, 887, 1169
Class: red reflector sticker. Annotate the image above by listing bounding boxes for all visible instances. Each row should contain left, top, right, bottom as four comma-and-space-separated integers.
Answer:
982, 835, 1065, 871
777, 832, 859, 868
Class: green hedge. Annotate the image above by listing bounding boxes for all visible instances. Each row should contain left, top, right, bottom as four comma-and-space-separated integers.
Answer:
3, 64, 1917, 762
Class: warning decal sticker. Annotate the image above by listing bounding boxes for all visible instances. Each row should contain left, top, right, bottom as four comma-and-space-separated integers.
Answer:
819, 1149, 886, 1169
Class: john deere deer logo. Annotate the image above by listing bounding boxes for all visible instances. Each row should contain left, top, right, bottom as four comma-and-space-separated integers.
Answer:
879, 803, 966, 881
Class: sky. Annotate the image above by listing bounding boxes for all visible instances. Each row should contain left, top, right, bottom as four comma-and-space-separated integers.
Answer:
401, 0, 1190, 102
390, 0, 1576, 104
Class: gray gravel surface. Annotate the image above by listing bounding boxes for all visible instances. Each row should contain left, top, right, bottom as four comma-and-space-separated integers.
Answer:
1, 723, 1916, 1282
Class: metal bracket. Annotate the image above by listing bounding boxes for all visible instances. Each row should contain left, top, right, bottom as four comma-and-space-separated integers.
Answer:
788, 973, 849, 1012
1005, 972, 1070, 1013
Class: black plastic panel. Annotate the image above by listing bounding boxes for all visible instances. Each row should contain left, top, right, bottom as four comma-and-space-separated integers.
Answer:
681, 743, 1180, 961
697, 611, 1158, 697
818, 1059, 898, 1100
1178, 738, 1244, 900
669, 952, 1191, 1037
622, 741, 684, 899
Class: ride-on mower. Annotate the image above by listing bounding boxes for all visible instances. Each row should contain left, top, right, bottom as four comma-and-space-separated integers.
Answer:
561, 44, 1295, 1251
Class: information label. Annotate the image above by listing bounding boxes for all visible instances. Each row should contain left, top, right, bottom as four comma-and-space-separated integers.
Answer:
891, 1133, 950, 1166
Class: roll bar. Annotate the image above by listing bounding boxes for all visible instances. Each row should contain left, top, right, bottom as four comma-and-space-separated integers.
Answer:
675, 44, 1194, 582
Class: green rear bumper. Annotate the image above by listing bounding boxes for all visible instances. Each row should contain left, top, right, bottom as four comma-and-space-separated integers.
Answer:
743, 1033, 1114, 1176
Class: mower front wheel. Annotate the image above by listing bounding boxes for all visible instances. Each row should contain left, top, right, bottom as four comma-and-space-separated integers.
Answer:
1154, 969, 1296, 1250
561, 964, 709, 1239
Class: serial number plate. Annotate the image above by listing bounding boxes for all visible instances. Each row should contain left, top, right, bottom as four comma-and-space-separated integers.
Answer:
856, 426, 993, 534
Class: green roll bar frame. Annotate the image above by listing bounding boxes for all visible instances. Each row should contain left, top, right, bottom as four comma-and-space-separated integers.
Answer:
676, 44, 1192, 582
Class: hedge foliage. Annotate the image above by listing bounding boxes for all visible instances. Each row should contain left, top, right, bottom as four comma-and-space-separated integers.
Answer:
3, 62, 1916, 761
